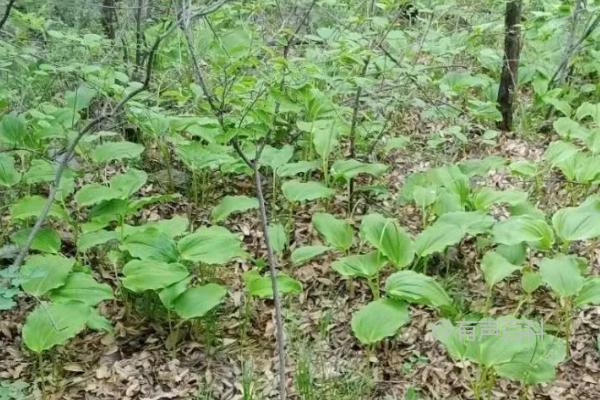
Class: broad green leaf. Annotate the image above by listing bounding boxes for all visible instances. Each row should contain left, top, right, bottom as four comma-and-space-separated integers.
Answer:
65, 84, 97, 111
435, 211, 495, 236
359, 213, 414, 268
312, 119, 340, 160
509, 201, 545, 219
268, 223, 287, 255
539, 255, 585, 298
77, 229, 118, 252
0, 113, 27, 146
575, 102, 600, 123
432, 190, 464, 215
49, 273, 113, 306
121, 215, 189, 238
412, 186, 437, 209
495, 334, 566, 385
414, 222, 463, 257
20, 255, 74, 296
574, 277, 600, 307
211, 195, 258, 222
172, 284, 227, 319
552, 196, 600, 242
332, 251, 387, 278
276, 160, 320, 177
121, 228, 179, 262
544, 140, 580, 166
429, 165, 470, 203
11, 228, 61, 254
86, 308, 113, 332
385, 270, 454, 312
312, 213, 353, 251
159, 277, 192, 310
466, 317, 541, 367
291, 245, 331, 266
496, 243, 527, 265
521, 270, 542, 294
92, 141, 144, 163
23, 159, 56, 184
351, 298, 410, 344
492, 215, 554, 250
553, 117, 587, 140
10, 195, 67, 220
177, 226, 246, 264
22, 302, 91, 353
431, 319, 467, 360
330, 159, 387, 181
243, 270, 303, 299
0, 153, 20, 187
109, 168, 148, 197
509, 160, 537, 177
128, 193, 179, 214
122, 260, 189, 293
260, 145, 294, 170
384, 136, 410, 152
75, 184, 121, 207
175, 142, 233, 171
480, 251, 521, 288
281, 180, 334, 202
458, 156, 505, 177
472, 189, 528, 211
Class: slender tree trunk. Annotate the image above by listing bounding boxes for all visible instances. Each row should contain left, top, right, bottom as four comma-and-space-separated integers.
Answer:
101, 0, 118, 39
497, 0, 522, 132
135, 0, 145, 76
0, 0, 17, 31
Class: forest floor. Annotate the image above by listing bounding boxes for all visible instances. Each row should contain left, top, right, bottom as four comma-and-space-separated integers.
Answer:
1, 120, 599, 400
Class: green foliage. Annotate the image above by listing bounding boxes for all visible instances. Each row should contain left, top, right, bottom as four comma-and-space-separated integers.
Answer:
359, 213, 414, 268
351, 298, 410, 345
552, 195, 600, 242
312, 213, 353, 251
480, 251, 521, 288
243, 270, 303, 299
332, 251, 387, 279
385, 271, 454, 314
0, 153, 20, 187
268, 223, 287, 255
122, 260, 189, 293
282, 180, 335, 202
171, 284, 227, 320
211, 196, 258, 223
20, 255, 74, 297
291, 245, 331, 266
177, 226, 246, 264
492, 215, 555, 251
11, 228, 61, 254
539, 255, 586, 299
23, 302, 91, 353
433, 317, 566, 386
91, 141, 144, 163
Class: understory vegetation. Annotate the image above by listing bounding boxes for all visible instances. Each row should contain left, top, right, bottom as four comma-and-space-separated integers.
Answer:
0, 0, 599, 399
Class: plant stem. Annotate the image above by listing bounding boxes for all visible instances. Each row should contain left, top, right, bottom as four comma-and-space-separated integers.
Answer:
254, 167, 288, 399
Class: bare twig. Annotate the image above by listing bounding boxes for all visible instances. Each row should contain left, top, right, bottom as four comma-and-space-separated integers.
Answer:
548, 7, 600, 90
0, 0, 16, 31
11, 2, 227, 270
347, 57, 370, 213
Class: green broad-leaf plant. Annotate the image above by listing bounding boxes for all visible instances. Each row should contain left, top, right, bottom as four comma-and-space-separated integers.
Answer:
19, 254, 113, 353
433, 316, 566, 400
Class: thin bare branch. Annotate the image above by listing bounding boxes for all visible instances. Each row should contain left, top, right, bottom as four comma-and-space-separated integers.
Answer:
0, 0, 17, 31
